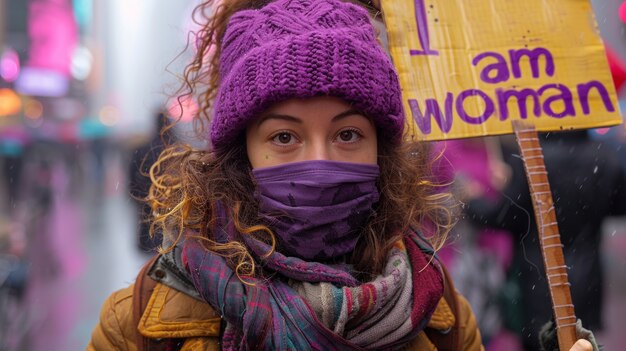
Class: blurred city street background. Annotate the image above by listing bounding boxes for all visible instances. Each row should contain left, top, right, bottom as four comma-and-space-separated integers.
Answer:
1, 0, 626, 350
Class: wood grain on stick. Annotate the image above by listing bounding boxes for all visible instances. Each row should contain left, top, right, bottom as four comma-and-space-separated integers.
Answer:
512, 121, 577, 350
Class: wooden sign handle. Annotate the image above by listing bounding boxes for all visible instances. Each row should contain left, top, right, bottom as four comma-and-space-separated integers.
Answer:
512, 121, 577, 350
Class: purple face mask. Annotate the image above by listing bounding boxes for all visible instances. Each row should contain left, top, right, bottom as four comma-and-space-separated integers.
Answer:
252, 160, 380, 261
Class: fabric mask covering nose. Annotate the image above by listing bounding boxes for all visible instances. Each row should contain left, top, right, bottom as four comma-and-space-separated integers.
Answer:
252, 160, 380, 260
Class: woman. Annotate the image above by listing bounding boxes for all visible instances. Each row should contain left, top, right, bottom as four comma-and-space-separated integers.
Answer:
88, 0, 594, 350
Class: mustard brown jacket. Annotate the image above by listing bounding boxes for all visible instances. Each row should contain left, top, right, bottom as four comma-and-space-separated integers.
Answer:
87, 249, 484, 351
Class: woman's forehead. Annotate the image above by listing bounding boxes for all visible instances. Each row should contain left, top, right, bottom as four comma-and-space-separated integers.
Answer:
252, 97, 369, 127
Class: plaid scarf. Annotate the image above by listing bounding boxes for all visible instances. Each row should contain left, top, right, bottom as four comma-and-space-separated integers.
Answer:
183, 227, 442, 350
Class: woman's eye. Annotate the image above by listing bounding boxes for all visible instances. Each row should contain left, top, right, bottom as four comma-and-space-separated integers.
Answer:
336, 129, 361, 143
272, 132, 295, 145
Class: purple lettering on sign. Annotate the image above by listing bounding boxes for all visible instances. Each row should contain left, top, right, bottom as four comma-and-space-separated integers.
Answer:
509, 47, 555, 79
410, 0, 439, 56
577, 80, 615, 115
538, 84, 576, 118
456, 89, 495, 124
473, 52, 510, 84
496, 88, 541, 120
406, 47, 617, 135
408, 93, 454, 134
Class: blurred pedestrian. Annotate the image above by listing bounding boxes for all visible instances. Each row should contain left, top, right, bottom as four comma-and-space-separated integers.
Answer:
467, 131, 626, 350
0, 126, 30, 218
127, 111, 173, 253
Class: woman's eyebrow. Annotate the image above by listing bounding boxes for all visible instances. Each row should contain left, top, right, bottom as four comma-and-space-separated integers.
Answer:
255, 114, 302, 127
332, 109, 365, 121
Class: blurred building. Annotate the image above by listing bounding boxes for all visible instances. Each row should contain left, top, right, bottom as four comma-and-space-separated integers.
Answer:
1, 0, 199, 145
0, 2, 200, 349
0, 0, 90, 141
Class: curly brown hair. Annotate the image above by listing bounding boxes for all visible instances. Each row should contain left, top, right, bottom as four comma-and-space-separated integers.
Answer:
148, 0, 458, 281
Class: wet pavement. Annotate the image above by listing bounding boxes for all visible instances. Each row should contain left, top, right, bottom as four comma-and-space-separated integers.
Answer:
1, 148, 150, 350
2, 148, 626, 350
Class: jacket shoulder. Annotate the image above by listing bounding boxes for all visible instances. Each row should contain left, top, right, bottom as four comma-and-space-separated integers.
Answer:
406, 292, 484, 350
87, 285, 137, 351
455, 293, 484, 351
88, 282, 222, 351
138, 282, 221, 339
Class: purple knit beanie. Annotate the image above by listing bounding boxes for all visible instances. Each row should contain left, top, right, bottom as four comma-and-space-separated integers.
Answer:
210, 0, 404, 151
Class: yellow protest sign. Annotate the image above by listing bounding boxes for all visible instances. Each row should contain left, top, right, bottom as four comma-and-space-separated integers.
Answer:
382, 0, 623, 141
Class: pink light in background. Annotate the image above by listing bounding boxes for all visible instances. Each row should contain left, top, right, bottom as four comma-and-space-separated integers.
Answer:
0, 48, 21, 82
594, 128, 611, 136
27, 0, 78, 77
167, 95, 199, 123
620, 1, 626, 23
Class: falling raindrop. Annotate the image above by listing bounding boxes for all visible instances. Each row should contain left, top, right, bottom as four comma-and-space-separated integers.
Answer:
593, 166, 598, 174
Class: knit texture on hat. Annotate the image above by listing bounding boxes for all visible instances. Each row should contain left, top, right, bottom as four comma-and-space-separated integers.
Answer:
210, 0, 404, 151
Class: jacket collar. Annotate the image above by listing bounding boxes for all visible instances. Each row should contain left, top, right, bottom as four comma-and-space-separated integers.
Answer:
138, 283, 220, 339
